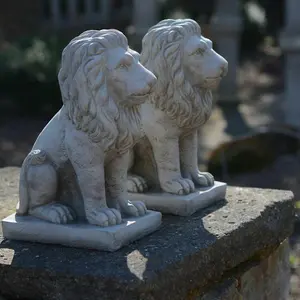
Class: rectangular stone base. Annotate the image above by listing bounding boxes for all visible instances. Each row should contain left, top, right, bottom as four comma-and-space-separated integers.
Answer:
0, 187, 294, 300
1, 211, 162, 252
129, 181, 227, 216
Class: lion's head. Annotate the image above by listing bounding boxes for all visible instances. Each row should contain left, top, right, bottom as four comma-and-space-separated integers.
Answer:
58, 29, 156, 152
140, 19, 228, 128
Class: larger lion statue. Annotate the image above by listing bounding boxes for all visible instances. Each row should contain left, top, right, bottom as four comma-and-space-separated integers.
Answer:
127, 19, 228, 195
16, 29, 157, 227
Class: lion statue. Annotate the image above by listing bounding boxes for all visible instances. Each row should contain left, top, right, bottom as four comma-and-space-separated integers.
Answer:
127, 19, 228, 195
16, 29, 157, 227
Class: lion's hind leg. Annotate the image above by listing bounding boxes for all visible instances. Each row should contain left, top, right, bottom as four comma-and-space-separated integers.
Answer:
24, 150, 75, 224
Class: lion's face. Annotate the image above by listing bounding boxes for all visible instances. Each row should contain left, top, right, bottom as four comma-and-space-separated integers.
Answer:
106, 47, 157, 107
183, 35, 228, 90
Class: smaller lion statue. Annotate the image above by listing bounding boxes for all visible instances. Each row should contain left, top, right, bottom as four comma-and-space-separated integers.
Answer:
127, 19, 228, 195
16, 29, 157, 227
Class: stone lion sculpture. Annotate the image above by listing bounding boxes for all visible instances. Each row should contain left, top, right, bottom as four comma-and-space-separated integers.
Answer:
127, 19, 228, 195
16, 29, 157, 227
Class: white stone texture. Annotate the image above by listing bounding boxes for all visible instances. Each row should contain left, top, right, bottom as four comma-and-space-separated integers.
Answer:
129, 181, 227, 216
127, 19, 228, 215
2, 211, 162, 252
3, 29, 160, 250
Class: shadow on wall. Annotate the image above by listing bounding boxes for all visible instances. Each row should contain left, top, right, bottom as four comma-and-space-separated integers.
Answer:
207, 124, 300, 188
217, 103, 251, 137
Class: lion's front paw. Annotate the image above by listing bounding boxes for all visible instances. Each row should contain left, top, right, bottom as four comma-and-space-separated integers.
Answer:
120, 200, 147, 217
127, 175, 148, 193
183, 170, 214, 187
29, 203, 76, 224
161, 177, 195, 195
86, 208, 122, 227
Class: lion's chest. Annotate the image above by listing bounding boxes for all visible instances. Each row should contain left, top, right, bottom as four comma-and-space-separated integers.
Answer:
159, 90, 213, 130
194, 108, 212, 127
104, 148, 120, 165
176, 105, 212, 130
104, 140, 136, 165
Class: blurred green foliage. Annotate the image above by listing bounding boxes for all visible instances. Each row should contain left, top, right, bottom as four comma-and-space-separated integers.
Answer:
0, 37, 67, 116
0, 0, 284, 117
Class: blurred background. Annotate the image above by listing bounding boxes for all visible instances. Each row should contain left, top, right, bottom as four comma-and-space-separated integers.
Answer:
0, 0, 300, 298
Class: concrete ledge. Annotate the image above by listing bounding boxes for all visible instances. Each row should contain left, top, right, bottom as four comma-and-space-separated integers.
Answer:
1, 211, 162, 252
129, 181, 227, 216
0, 187, 295, 300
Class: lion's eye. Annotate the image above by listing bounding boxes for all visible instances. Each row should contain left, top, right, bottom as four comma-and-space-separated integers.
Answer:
117, 64, 128, 70
193, 48, 205, 56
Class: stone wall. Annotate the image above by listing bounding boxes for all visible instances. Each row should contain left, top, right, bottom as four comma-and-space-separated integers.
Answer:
0, 178, 295, 300
202, 240, 290, 300
1, 241, 289, 300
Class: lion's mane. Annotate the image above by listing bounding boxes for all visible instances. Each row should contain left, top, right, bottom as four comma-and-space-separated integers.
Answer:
58, 29, 140, 153
140, 19, 213, 128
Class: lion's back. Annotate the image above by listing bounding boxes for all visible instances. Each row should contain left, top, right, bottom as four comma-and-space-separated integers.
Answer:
32, 109, 67, 165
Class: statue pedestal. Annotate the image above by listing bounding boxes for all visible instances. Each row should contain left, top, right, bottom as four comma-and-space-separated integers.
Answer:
129, 181, 227, 216
1, 211, 162, 252
0, 186, 294, 300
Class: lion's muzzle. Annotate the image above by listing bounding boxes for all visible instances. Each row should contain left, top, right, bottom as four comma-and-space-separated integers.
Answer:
127, 67, 157, 105
220, 61, 228, 78
203, 55, 228, 89
128, 86, 154, 105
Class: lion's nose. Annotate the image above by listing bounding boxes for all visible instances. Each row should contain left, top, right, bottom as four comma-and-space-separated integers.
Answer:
220, 61, 228, 77
147, 74, 157, 90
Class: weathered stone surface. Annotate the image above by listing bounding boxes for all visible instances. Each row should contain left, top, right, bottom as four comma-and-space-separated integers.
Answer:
127, 19, 228, 198
201, 279, 240, 300
201, 240, 290, 300
2, 211, 162, 252
16, 29, 157, 233
0, 187, 294, 300
129, 181, 227, 216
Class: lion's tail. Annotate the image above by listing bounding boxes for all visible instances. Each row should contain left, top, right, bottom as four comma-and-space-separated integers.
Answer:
16, 149, 48, 215
16, 159, 29, 215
